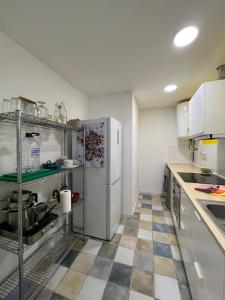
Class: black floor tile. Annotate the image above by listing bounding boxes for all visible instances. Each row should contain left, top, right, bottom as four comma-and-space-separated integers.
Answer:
61, 249, 79, 268
154, 241, 172, 259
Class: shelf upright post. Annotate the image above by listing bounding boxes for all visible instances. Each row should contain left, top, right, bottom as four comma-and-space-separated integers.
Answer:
16, 108, 24, 300
82, 127, 85, 241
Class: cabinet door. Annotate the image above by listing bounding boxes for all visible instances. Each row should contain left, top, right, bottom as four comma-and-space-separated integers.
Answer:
190, 208, 224, 300
181, 192, 224, 300
176, 101, 189, 138
189, 85, 205, 137
180, 193, 210, 300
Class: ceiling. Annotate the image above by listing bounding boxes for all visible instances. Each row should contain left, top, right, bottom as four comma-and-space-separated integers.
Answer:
0, 0, 225, 109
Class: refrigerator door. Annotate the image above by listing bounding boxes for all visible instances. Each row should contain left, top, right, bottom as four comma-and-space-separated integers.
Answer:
107, 177, 122, 240
108, 117, 122, 185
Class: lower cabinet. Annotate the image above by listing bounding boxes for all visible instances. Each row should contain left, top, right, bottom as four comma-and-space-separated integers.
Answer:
179, 190, 224, 300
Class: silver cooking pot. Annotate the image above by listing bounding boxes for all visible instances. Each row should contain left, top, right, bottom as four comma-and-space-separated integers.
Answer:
2, 191, 38, 232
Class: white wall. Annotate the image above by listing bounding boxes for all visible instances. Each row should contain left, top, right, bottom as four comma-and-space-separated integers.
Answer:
0, 32, 87, 282
132, 94, 139, 212
87, 92, 138, 215
139, 108, 191, 194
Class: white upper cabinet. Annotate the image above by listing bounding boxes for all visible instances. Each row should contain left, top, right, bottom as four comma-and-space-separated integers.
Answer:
189, 79, 225, 137
176, 101, 189, 138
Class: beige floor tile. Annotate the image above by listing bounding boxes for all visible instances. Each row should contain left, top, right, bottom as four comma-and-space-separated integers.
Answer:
135, 207, 141, 214
120, 215, 128, 225
70, 253, 95, 274
139, 221, 152, 231
120, 235, 137, 249
55, 270, 86, 299
136, 239, 153, 254
142, 199, 152, 205
73, 239, 87, 252
168, 234, 179, 246
152, 215, 166, 224
153, 231, 170, 244
141, 208, 152, 215
131, 267, 154, 297
108, 233, 121, 246
154, 256, 176, 278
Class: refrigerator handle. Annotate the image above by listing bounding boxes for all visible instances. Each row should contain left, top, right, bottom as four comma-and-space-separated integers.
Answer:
117, 130, 119, 145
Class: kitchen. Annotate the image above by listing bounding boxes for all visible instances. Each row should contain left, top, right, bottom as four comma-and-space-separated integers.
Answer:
0, 1, 225, 300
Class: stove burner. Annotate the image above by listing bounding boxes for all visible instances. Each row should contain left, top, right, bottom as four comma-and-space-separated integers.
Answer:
178, 172, 225, 185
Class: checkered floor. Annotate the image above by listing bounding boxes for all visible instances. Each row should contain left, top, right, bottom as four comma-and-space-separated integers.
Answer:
37, 194, 192, 300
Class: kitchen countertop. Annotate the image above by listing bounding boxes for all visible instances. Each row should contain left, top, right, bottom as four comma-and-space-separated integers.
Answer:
167, 162, 225, 254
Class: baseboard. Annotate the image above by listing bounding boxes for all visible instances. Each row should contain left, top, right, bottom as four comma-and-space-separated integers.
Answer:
131, 191, 140, 215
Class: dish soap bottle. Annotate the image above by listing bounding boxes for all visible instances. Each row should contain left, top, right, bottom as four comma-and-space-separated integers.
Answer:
22, 132, 40, 171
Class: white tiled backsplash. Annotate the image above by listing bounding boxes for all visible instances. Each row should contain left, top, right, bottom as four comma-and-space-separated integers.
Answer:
194, 139, 225, 177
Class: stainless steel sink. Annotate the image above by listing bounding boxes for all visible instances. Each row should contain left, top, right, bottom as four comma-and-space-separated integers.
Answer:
198, 200, 225, 234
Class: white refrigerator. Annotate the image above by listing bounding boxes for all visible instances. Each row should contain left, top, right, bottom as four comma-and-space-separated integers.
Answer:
72, 117, 122, 240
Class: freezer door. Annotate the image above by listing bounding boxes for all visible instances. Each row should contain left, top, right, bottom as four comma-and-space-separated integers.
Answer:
108, 118, 122, 185
107, 178, 122, 240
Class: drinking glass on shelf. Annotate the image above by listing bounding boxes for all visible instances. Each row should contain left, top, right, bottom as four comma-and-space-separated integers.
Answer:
37, 101, 48, 119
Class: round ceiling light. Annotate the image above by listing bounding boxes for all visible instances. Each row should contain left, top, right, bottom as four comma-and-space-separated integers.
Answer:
164, 84, 177, 92
173, 26, 199, 47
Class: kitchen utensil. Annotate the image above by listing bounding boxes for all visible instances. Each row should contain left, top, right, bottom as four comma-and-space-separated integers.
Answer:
217, 64, 225, 80
2, 202, 35, 232
60, 184, 69, 191
72, 192, 80, 204
33, 202, 48, 223
63, 159, 74, 168
52, 190, 60, 202
37, 101, 48, 119
42, 160, 61, 170
7, 190, 38, 205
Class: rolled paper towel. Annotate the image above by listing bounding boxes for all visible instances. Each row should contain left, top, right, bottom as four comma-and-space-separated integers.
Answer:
60, 190, 71, 213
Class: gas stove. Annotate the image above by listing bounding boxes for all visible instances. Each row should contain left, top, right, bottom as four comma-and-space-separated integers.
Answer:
0, 212, 58, 245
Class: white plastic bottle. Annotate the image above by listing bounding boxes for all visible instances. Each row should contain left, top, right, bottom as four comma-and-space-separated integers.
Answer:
22, 132, 40, 171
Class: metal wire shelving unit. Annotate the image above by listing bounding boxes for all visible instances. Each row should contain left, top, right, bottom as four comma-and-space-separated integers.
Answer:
0, 110, 86, 300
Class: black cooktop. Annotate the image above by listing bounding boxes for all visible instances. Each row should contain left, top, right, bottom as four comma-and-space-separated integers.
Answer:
178, 172, 225, 185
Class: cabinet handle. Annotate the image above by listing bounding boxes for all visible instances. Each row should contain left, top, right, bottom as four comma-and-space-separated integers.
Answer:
181, 205, 185, 212
194, 210, 201, 221
194, 261, 203, 280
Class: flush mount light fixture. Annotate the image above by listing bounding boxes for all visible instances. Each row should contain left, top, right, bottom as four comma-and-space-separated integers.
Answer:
173, 26, 199, 47
164, 84, 177, 92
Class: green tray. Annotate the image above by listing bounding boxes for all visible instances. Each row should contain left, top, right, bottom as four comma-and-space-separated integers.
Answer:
0, 169, 62, 183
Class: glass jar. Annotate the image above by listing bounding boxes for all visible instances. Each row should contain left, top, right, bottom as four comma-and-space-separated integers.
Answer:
58, 101, 67, 124
37, 101, 48, 119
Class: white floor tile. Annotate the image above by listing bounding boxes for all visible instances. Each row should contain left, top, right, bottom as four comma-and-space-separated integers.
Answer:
117, 224, 125, 234
140, 214, 152, 222
165, 217, 173, 225
152, 204, 163, 211
77, 275, 107, 300
171, 245, 182, 261
137, 229, 152, 241
155, 273, 181, 300
46, 266, 68, 290
114, 246, 134, 266
129, 290, 154, 300
82, 239, 102, 256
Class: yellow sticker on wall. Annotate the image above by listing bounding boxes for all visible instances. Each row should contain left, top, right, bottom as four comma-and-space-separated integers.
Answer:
201, 139, 218, 145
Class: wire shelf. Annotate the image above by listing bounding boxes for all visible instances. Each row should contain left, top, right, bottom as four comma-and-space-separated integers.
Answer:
0, 225, 77, 300
0, 112, 84, 132
0, 166, 81, 186
0, 236, 29, 254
